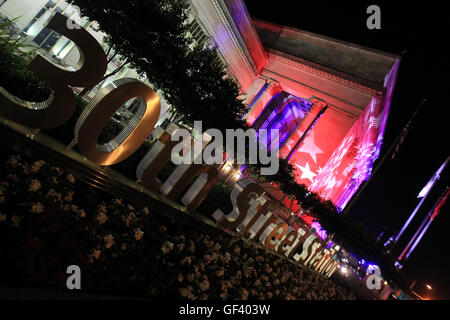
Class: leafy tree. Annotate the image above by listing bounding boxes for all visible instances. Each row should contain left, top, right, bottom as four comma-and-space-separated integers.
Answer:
0, 17, 50, 101
71, 0, 246, 132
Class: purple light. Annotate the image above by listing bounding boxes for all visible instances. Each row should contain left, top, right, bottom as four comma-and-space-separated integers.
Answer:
311, 221, 327, 240
309, 93, 390, 211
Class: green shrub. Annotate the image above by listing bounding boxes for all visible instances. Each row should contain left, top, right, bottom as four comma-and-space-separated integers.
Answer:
0, 18, 51, 102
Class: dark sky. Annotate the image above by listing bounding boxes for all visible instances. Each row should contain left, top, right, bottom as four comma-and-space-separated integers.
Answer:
245, 0, 449, 299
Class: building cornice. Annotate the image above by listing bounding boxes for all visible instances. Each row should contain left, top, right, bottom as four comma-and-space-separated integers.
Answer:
214, 0, 259, 75
266, 48, 383, 97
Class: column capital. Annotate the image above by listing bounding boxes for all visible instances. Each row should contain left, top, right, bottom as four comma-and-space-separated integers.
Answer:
310, 97, 327, 110
267, 79, 281, 96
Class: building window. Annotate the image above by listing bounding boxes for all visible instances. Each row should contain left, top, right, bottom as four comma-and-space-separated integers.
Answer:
188, 17, 231, 76
22, 0, 72, 51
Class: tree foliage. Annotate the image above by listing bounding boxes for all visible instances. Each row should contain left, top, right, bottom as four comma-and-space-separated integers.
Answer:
0, 18, 50, 101
72, 0, 246, 131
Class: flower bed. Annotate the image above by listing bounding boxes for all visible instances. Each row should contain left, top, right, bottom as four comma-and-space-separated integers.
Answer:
0, 150, 356, 300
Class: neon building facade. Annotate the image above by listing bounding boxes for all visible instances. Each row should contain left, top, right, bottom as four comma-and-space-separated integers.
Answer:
1, 0, 400, 215
190, 1, 400, 215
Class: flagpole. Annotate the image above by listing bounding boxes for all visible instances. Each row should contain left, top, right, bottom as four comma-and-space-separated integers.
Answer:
397, 203, 432, 261
399, 187, 449, 261
393, 194, 428, 242
394, 156, 449, 243
341, 98, 426, 215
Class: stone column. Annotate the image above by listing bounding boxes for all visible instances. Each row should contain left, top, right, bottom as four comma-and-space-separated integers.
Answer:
244, 79, 281, 127
240, 77, 266, 106
281, 98, 327, 159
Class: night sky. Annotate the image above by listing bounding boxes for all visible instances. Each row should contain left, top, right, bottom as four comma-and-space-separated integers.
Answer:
245, 0, 449, 299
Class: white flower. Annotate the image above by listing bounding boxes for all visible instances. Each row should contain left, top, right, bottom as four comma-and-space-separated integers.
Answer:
198, 280, 209, 292
187, 273, 195, 282
203, 254, 212, 264
64, 191, 74, 202
127, 204, 134, 211
181, 256, 192, 265
122, 212, 137, 227
90, 249, 101, 260
97, 212, 109, 224
31, 202, 44, 214
216, 269, 224, 277
30, 160, 45, 173
179, 288, 189, 297
52, 167, 63, 175
66, 174, 76, 183
28, 179, 41, 192
187, 292, 195, 300
161, 241, 174, 254
104, 234, 115, 248
135, 228, 144, 241
78, 209, 86, 218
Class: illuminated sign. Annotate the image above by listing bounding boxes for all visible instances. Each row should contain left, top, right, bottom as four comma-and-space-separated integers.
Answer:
0, 14, 338, 277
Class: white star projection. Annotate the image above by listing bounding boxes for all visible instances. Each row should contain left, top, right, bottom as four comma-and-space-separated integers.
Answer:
296, 131, 323, 163
295, 162, 317, 183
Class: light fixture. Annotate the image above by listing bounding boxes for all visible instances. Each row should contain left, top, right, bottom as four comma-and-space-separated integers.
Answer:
426, 284, 432, 290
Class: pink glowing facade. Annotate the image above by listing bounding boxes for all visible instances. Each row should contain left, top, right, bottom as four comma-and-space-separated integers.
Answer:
206, 0, 400, 214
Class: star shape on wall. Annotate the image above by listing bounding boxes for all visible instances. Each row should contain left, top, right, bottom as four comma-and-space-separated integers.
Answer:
297, 131, 324, 163
295, 162, 317, 183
